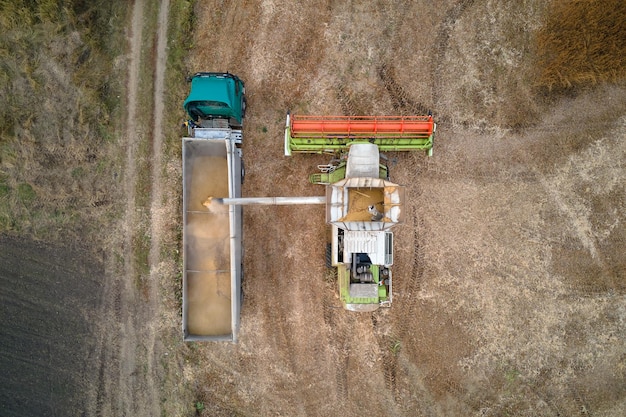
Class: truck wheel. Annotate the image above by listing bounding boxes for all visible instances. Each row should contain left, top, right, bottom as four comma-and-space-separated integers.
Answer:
241, 96, 247, 119
240, 265, 245, 305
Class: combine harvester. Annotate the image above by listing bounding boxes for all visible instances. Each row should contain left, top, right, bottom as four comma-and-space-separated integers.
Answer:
286, 113, 435, 311
209, 113, 435, 313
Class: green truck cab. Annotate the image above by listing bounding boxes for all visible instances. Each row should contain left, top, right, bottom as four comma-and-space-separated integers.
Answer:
184, 72, 246, 128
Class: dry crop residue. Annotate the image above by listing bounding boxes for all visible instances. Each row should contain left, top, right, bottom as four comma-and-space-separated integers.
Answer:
182, 1, 626, 416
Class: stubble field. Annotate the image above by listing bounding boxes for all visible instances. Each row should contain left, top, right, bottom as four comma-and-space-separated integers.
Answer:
183, 1, 626, 416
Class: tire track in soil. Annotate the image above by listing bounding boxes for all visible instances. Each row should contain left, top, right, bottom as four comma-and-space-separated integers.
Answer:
397, 201, 426, 339
371, 313, 400, 402
145, 0, 170, 414
150, 0, 170, 274
107, 0, 145, 413
375, 58, 459, 404
378, 61, 454, 131
322, 298, 349, 402
92, 0, 168, 414
431, 0, 476, 117
378, 64, 431, 116
335, 82, 359, 116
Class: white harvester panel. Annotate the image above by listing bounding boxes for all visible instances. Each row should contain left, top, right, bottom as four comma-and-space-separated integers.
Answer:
343, 230, 392, 266
349, 283, 379, 299
345, 143, 380, 178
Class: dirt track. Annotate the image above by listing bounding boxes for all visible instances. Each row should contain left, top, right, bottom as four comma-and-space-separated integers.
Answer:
182, 1, 626, 416
90, 0, 169, 415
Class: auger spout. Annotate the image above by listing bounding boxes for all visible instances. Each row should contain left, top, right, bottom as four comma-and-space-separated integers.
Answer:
204, 196, 326, 207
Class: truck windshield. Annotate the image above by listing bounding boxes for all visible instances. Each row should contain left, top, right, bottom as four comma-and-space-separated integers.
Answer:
186, 100, 229, 120
198, 100, 228, 108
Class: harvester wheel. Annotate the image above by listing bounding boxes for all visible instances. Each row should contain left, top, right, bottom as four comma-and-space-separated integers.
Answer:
325, 243, 332, 268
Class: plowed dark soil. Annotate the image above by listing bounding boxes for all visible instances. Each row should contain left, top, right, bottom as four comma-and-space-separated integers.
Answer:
0, 236, 104, 417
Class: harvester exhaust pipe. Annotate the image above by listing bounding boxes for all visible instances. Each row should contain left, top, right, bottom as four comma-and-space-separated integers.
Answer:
204, 196, 326, 207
